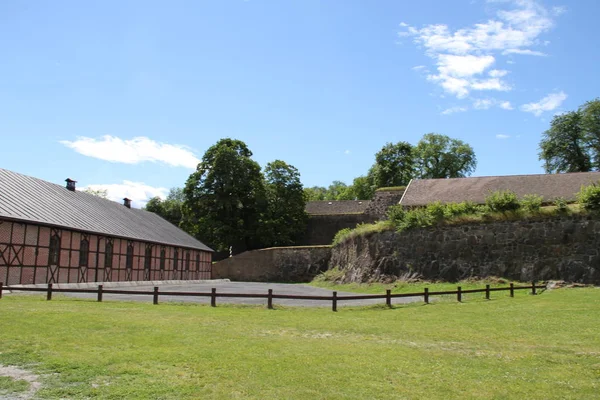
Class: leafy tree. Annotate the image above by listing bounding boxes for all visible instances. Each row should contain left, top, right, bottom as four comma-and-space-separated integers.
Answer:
414, 133, 477, 179
82, 187, 108, 198
580, 99, 600, 168
144, 188, 185, 227
259, 160, 307, 247
182, 139, 266, 253
539, 111, 592, 173
350, 176, 376, 200
370, 142, 415, 187
304, 186, 328, 201
327, 181, 349, 199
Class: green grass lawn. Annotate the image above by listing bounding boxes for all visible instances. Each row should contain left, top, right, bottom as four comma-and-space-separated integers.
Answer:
0, 288, 599, 399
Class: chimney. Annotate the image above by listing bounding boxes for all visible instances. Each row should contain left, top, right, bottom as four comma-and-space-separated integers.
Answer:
123, 198, 132, 209
65, 178, 77, 191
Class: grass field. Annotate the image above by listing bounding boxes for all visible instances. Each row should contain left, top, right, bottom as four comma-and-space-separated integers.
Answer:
0, 288, 599, 399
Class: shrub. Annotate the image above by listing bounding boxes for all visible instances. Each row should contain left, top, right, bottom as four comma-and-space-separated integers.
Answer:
554, 197, 569, 213
485, 190, 520, 213
387, 205, 405, 224
425, 201, 446, 222
443, 201, 478, 218
397, 208, 434, 231
577, 183, 600, 211
520, 194, 543, 213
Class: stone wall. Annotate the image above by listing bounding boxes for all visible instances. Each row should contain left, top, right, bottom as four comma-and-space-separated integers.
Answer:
298, 214, 376, 246
364, 189, 405, 217
329, 214, 600, 284
212, 246, 331, 282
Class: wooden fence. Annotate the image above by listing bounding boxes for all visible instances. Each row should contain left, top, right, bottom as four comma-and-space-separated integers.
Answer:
0, 282, 546, 312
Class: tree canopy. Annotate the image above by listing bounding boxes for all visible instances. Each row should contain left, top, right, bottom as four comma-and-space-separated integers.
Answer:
539, 99, 600, 173
144, 188, 185, 227
182, 139, 266, 253
259, 160, 307, 247
414, 133, 477, 179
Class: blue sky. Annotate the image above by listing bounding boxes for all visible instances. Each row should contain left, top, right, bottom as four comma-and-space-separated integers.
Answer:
2, 0, 599, 207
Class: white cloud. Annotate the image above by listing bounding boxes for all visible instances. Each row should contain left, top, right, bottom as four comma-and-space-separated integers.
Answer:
472, 98, 514, 110
344, 149, 351, 155
521, 91, 567, 116
502, 48, 547, 56
82, 181, 169, 208
399, 0, 558, 97
60, 135, 200, 169
496, 134, 511, 139
489, 69, 509, 78
441, 106, 469, 115
473, 98, 494, 110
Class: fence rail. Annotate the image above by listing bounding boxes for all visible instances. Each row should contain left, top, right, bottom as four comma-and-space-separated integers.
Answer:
0, 281, 546, 311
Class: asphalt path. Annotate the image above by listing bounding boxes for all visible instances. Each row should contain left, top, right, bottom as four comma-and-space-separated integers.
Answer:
49, 282, 422, 308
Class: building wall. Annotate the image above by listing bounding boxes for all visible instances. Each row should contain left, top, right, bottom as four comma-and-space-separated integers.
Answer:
364, 189, 405, 217
212, 246, 331, 282
329, 214, 600, 284
298, 214, 377, 246
0, 219, 212, 285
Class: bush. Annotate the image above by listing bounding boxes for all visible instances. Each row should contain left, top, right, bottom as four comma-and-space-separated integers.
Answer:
387, 205, 405, 224
554, 197, 569, 213
443, 201, 478, 218
425, 201, 446, 222
577, 183, 600, 211
332, 228, 352, 246
485, 190, 520, 213
396, 208, 434, 231
520, 194, 543, 213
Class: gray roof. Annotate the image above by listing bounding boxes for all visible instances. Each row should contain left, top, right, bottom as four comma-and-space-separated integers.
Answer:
305, 200, 371, 215
0, 168, 212, 252
400, 172, 600, 207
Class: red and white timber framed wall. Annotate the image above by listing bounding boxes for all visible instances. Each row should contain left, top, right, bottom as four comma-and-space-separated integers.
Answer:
0, 218, 212, 285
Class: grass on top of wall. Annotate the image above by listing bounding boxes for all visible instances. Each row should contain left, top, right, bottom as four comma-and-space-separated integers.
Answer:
0, 288, 599, 399
375, 186, 406, 192
332, 203, 583, 247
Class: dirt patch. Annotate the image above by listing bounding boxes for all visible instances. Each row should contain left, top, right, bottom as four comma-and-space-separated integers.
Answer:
0, 365, 41, 400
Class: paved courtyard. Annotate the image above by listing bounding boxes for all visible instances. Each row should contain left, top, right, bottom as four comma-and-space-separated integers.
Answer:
23, 281, 422, 308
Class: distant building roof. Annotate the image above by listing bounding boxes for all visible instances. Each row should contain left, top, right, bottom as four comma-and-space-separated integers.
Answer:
400, 172, 600, 207
305, 200, 371, 215
0, 168, 212, 252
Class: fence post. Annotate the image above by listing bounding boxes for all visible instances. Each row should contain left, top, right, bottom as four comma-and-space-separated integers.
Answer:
531, 281, 537, 295
457, 286, 462, 303
510, 283, 514, 298
424, 287, 429, 304
47, 283, 53, 301
485, 284, 490, 300
211, 288, 216, 307
97, 285, 103, 302
386, 289, 391, 308
153, 287, 159, 305
267, 289, 273, 310
332, 291, 337, 312
0, 282, 3, 300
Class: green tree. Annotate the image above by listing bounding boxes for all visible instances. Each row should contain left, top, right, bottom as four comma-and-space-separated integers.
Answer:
350, 176, 376, 200
182, 139, 266, 253
370, 141, 415, 187
144, 188, 185, 227
414, 133, 477, 179
259, 160, 307, 247
539, 111, 592, 173
304, 186, 328, 201
327, 181, 349, 200
580, 99, 600, 168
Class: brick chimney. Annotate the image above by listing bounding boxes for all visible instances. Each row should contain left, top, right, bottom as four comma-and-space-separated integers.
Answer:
65, 178, 77, 191
123, 198, 132, 209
